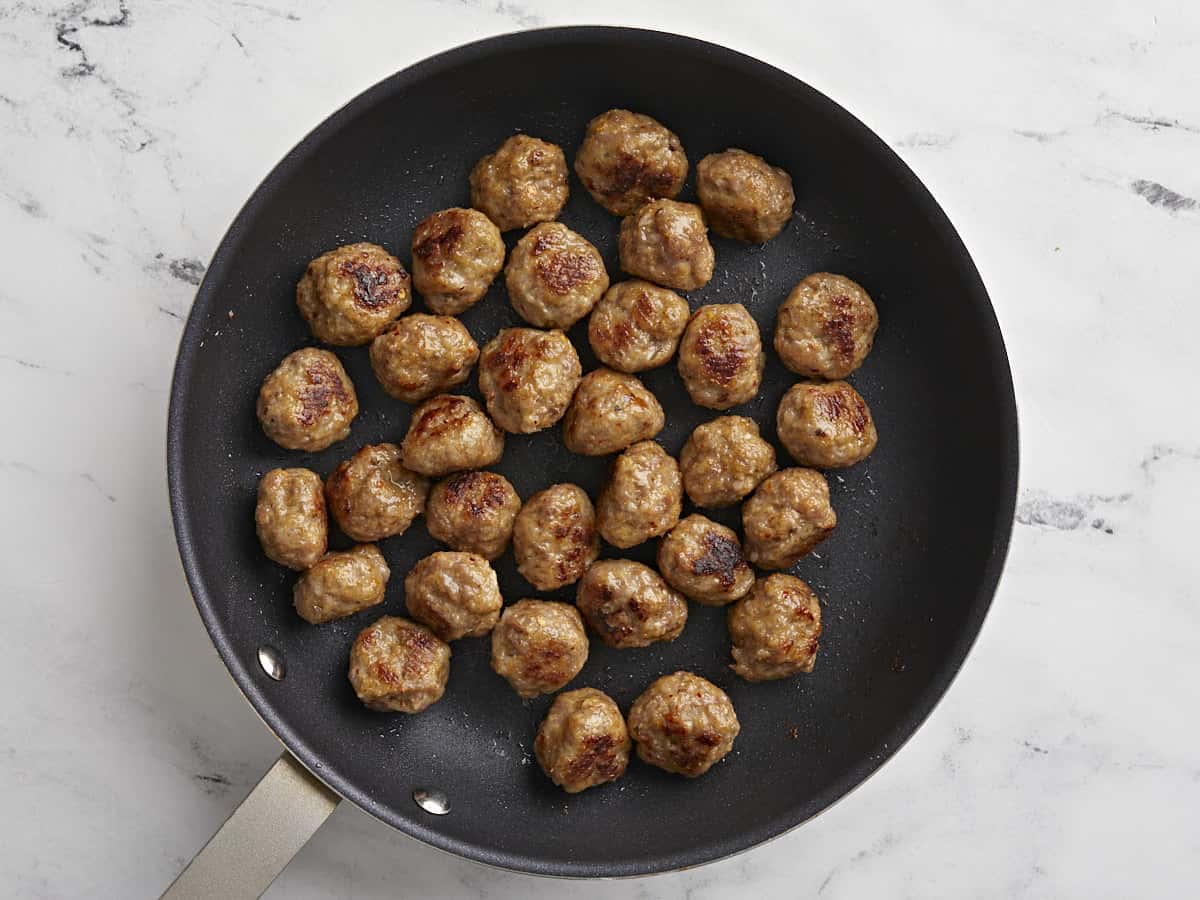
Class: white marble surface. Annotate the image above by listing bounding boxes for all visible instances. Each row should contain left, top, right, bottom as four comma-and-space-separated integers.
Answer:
1, 0, 1198, 897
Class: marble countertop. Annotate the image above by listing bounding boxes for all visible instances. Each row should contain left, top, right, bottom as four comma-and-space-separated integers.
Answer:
2, 1, 1197, 897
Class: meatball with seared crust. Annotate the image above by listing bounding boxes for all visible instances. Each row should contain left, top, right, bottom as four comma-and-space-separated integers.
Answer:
470, 134, 569, 232
696, 149, 794, 243
679, 416, 777, 508
296, 242, 410, 346
588, 280, 689, 373
348, 616, 450, 713
774, 273, 878, 379
574, 109, 687, 216
293, 543, 389, 625
563, 368, 664, 456
410, 209, 505, 315
425, 471, 520, 560
742, 469, 836, 570
657, 515, 753, 606
400, 394, 504, 477
678, 304, 764, 410
618, 199, 714, 292
255, 468, 327, 571
490, 599, 588, 699
477, 327, 581, 434
596, 440, 682, 549
628, 672, 739, 777
325, 443, 428, 542
576, 559, 688, 649
512, 483, 600, 591
505, 223, 609, 329
728, 574, 822, 681
777, 380, 878, 469
535, 688, 630, 794
369, 314, 479, 404
403, 551, 503, 641
257, 348, 358, 452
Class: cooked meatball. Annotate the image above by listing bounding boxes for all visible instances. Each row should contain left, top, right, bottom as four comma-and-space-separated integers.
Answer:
679, 416, 777, 508
410, 208, 505, 315
403, 551, 503, 641
562, 368, 664, 456
777, 380, 878, 469
257, 348, 358, 452
255, 468, 327, 571
696, 149, 794, 243
477, 327, 582, 434
574, 109, 687, 216
587, 279, 689, 373
627, 672, 739, 777
293, 544, 389, 625
425, 471, 520, 560
296, 242, 411, 345
575, 559, 688, 649
399, 394, 504, 477
348, 616, 450, 713
678, 304, 764, 410
596, 441, 682, 549
618, 199, 714, 292
774, 272, 879, 379
325, 443, 428, 542
535, 688, 630, 793
505, 222, 609, 329
369, 313, 479, 403
728, 574, 821, 681
490, 599, 588, 698
741, 469, 836, 570
470, 134, 569, 231
657, 515, 753, 606
512, 483, 600, 591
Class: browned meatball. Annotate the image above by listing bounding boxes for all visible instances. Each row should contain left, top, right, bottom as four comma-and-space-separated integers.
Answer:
505, 223, 609, 329
679, 416, 777, 508
425, 471, 520, 560
348, 615, 450, 713
618, 199, 714, 292
574, 109, 687, 216
741, 469, 836, 570
657, 515, 753, 606
678, 305, 764, 410
257, 348, 358, 452
728, 574, 821, 681
575, 559, 688, 649
470, 134, 569, 231
627, 672, 740, 777
296, 242, 411, 346
562, 368, 664, 456
512, 483, 600, 591
490, 599, 588, 698
255, 468, 327, 570
410, 208, 505, 315
596, 441, 682, 549
587, 279, 689, 373
774, 273, 879, 379
403, 551, 503, 641
535, 688, 630, 793
777, 380, 878, 469
369, 314, 479, 403
696, 149, 794, 243
400, 394, 504, 477
477, 327, 582, 434
324, 443, 428, 542
293, 544, 389, 625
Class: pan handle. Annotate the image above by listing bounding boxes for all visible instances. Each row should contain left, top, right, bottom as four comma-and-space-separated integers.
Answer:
161, 751, 340, 899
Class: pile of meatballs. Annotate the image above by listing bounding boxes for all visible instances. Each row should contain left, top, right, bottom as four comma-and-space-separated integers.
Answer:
253, 109, 879, 794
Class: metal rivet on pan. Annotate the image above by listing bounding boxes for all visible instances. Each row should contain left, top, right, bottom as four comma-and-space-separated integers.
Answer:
413, 788, 450, 815
257, 645, 286, 681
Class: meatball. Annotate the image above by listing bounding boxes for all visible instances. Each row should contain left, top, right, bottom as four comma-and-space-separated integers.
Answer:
296, 242, 411, 346
255, 468, 327, 570
777, 380, 878, 469
728, 574, 821, 681
774, 273, 879, 379
657, 515, 753, 606
470, 134, 569, 231
741, 469, 836, 570
490, 599, 588, 699
409, 208, 504, 316
257, 348, 358, 452
512, 483, 600, 591
679, 416, 777, 508
627, 672, 740, 777
505, 222, 609, 329
574, 109, 687, 216
696, 148, 794, 243
575, 559, 688, 649
400, 394, 504, 477
596, 441, 682, 549
425, 471, 520, 560
477, 327, 582, 434
587, 279, 689, 373
348, 616, 450, 713
562, 368, 664, 456
403, 551, 503, 641
293, 543, 389, 625
325, 443, 428, 542
618, 199, 714, 292
369, 314, 479, 403
677, 304, 764, 410
535, 688, 631, 793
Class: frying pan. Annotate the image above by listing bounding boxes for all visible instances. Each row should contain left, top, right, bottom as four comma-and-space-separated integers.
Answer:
165, 26, 1018, 896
